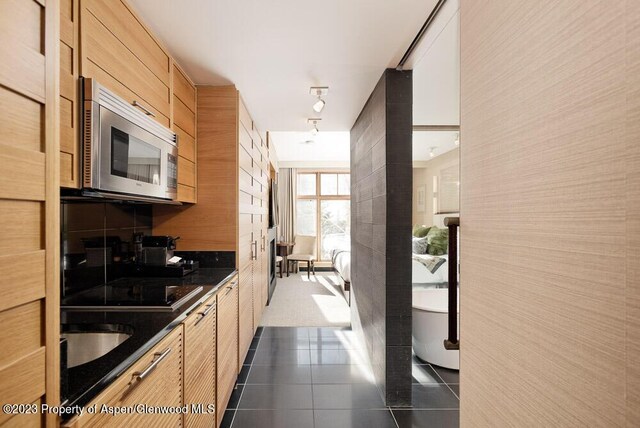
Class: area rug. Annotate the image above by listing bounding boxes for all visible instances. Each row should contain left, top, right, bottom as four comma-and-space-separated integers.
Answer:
260, 272, 351, 327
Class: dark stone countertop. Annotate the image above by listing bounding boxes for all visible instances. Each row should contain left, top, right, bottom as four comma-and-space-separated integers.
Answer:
61, 268, 237, 410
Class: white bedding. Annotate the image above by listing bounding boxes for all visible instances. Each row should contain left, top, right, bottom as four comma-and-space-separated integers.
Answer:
412, 254, 449, 284
332, 250, 351, 283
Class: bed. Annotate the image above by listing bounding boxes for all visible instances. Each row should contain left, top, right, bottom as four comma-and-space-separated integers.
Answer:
331, 249, 351, 304
412, 254, 449, 285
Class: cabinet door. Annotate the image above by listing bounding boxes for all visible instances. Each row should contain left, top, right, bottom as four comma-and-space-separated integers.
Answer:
80, 0, 171, 125
184, 294, 217, 428
60, 0, 79, 188
172, 63, 197, 203
216, 277, 239, 427
238, 247, 254, 370
64, 327, 183, 427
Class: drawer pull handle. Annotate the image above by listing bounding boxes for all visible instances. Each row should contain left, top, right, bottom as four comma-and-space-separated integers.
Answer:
132, 100, 156, 117
132, 347, 171, 382
195, 304, 215, 325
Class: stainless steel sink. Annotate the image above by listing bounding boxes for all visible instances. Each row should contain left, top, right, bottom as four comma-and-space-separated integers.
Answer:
62, 324, 134, 368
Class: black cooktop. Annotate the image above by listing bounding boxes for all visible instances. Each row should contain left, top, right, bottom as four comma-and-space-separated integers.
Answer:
61, 281, 203, 311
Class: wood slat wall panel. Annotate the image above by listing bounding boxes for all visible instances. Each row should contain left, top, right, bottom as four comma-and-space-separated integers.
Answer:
0, 147, 46, 201
82, 11, 170, 117
0, 302, 43, 369
0, 201, 43, 253
0, 348, 46, 426
3, 399, 42, 428
0, 86, 43, 153
0, 251, 45, 313
59, 0, 74, 44
460, 1, 638, 426
59, 0, 78, 188
0, 31, 45, 103
0, 0, 42, 52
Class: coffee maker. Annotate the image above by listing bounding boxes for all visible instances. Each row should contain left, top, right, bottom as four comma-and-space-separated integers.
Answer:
131, 235, 198, 277
141, 235, 179, 266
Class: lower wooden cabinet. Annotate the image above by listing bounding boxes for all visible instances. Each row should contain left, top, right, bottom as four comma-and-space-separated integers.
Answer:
63, 327, 183, 427
184, 293, 217, 428
216, 276, 239, 427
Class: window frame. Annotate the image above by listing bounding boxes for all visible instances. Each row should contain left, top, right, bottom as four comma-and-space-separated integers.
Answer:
296, 170, 350, 261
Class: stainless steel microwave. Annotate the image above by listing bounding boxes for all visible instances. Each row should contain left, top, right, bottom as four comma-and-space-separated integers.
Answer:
81, 78, 178, 203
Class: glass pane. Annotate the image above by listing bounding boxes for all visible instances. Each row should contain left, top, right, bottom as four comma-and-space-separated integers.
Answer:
320, 200, 350, 260
297, 174, 316, 195
320, 174, 337, 195
337, 174, 350, 195
296, 199, 317, 236
111, 127, 161, 184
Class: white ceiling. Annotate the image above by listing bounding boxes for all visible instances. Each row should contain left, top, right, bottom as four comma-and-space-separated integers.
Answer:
269, 132, 350, 166
413, 131, 458, 162
128, 0, 436, 133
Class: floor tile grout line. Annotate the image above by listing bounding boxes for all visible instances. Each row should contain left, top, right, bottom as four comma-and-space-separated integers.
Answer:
228, 331, 262, 427
388, 406, 401, 428
429, 366, 460, 400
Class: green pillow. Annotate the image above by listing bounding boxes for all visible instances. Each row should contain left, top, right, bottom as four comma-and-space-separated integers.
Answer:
426, 226, 449, 255
412, 224, 431, 238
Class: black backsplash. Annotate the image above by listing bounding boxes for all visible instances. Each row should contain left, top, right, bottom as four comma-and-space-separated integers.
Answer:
61, 201, 152, 296
61, 201, 237, 296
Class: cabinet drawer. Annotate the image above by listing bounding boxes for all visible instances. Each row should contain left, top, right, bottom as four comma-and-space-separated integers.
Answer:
184, 294, 216, 428
239, 140, 253, 175
216, 277, 238, 427
64, 327, 183, 427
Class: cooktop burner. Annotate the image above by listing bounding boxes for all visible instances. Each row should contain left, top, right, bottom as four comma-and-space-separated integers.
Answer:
61, 283, 203, 312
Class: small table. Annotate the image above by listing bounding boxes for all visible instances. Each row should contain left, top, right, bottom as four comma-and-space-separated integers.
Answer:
276, 241, 295, 277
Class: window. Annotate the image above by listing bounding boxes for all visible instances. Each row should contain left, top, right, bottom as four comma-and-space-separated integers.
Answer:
296, 172, 350, 261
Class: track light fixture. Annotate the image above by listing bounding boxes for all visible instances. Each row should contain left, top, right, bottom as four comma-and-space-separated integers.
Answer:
454, 132, 459, 146
308, 118, 321, 136
429, 146, 437, 158
310, 87, 329, 113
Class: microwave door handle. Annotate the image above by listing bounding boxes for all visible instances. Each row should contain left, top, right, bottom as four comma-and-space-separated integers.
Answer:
132, 100, 156, 117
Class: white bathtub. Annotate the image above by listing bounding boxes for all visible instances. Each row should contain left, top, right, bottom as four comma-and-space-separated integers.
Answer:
412, 288, 459, 370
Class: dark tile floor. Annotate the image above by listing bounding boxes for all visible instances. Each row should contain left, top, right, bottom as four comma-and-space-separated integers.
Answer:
222, 327, 459, 428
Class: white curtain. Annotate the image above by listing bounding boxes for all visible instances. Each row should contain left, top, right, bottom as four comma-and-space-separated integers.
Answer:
277, 168, 297, 242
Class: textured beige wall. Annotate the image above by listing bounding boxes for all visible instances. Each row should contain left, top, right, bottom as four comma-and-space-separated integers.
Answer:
460, 0, 639, 426
412, 147, 459, 226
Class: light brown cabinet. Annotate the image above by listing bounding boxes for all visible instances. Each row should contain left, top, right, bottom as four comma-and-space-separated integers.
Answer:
64, 327, 184, 427
184, 293, 217, 428
172, 63, 197, 203
0, 0, 59, 425
59, 0, 198, 201
216, 277, 239, 427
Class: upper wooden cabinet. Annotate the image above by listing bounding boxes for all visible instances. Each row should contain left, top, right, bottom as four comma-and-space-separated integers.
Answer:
80, 0, 171, 123
59, 0, 198, 202
172, 63, 197, 203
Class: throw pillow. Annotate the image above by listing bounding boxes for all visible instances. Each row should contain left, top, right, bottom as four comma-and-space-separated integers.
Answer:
412, 236, 429, 254
426, 226, 449, 255
412, 224, 431, 238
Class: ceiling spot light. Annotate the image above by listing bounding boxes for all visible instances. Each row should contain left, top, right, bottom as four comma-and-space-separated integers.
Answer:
308, 118, 321, 136
454, 132, 460, 146
310, 87, 329, 113
429, 146, 437, 158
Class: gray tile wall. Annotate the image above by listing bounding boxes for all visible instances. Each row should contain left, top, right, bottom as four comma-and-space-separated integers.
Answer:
350, 69, 412, 406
